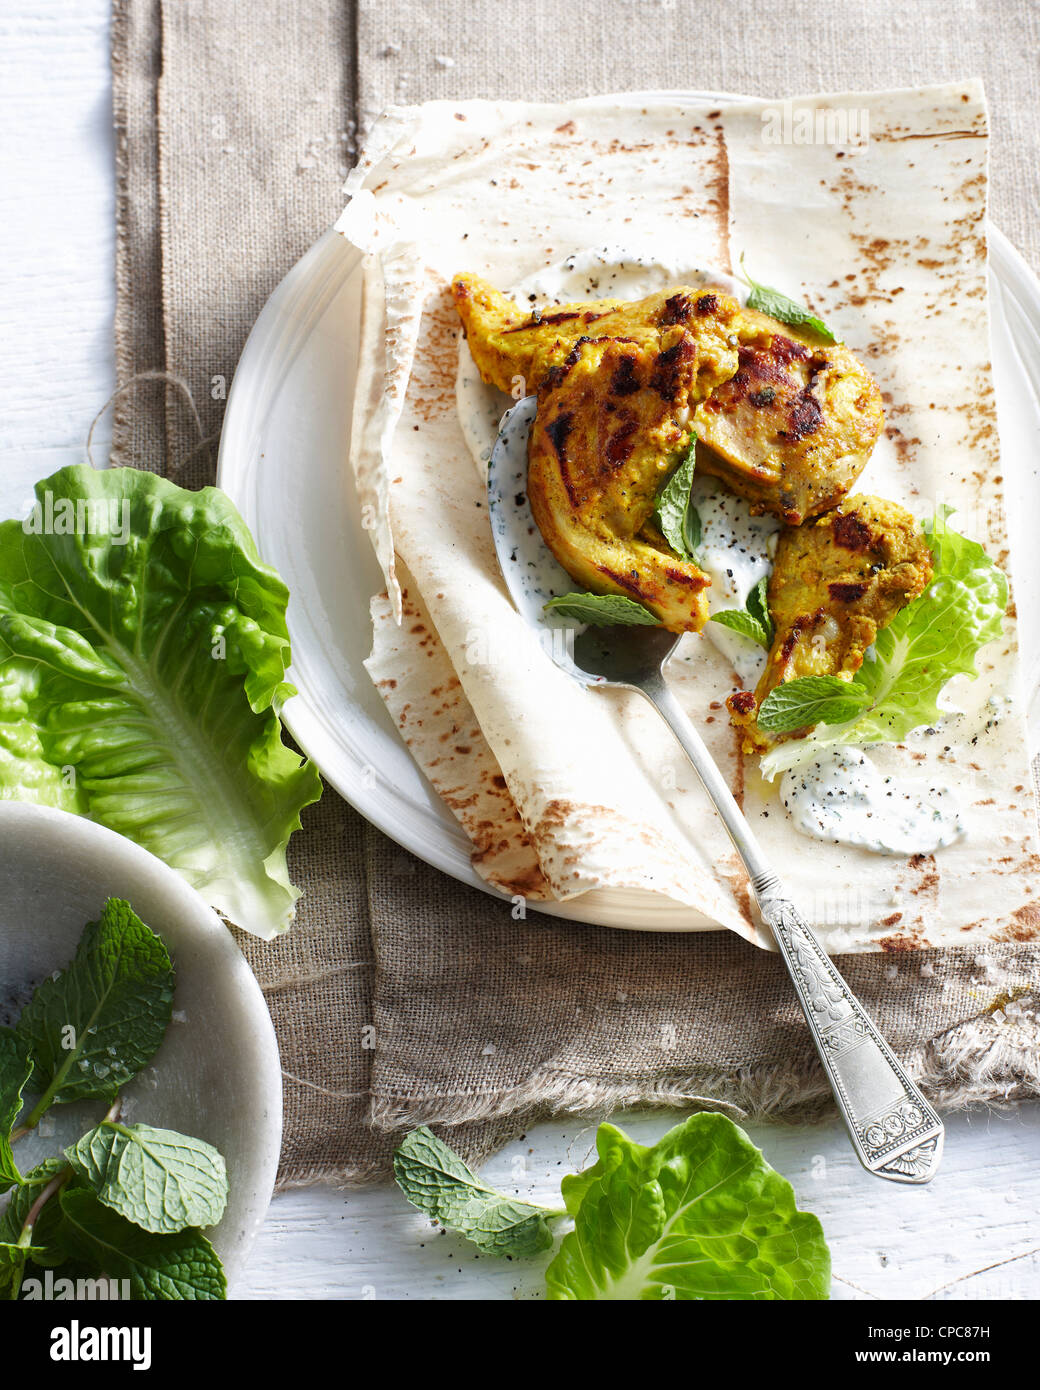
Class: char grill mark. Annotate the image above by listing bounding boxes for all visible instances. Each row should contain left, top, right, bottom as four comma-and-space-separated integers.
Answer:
779, 386, 824, 441
828, 580, 870, 602
650, 336, 694, 400
605, 416, 639, 469
660, 293, 693, 325
832, 513, 874, 551
609, 354, 641, 396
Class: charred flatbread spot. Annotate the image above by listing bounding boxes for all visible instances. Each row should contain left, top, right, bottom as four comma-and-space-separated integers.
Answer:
832, 512, 874, 551
828, 580, 870, 602
748, 387, 776, 408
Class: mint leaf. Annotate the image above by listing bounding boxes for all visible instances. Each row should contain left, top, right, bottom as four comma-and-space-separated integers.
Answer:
683, 499, 702, 556
710, 575, 774, 649
544, 593, 658, 627
0, 1029, 33, 1190
0, 1159, 69, 1267
739, 255, 836, 342
66, 1122, 227, 1235
760, 513, 1009, 778
0, 1243, 37, 1300
758, 675, 872, 733
58, 1187, 226, 1300
394, 1127, 562, 1258
0, 464, 322, 939
746, 575, 774, 641
710, 610, 770, 649
15, 898, 174, 1113
655, 435, 698, 560
546, 1114, 830, 1300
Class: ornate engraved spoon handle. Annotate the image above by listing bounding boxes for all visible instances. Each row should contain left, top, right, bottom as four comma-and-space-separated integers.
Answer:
753, 877, 944, 1183
641, 678, 944, 1184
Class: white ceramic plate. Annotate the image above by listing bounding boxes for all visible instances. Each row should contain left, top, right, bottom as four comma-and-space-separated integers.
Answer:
0, 804, 281, 1293
218, 98, 1040, 932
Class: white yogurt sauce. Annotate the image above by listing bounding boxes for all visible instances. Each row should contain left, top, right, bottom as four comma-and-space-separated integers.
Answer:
690, 478, 780, 686
780, 748, 965, 856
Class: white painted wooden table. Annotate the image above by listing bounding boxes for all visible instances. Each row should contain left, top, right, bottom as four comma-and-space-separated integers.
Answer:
2, 0, 1037, 1301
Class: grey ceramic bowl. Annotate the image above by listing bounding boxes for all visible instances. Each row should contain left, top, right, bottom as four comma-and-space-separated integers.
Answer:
0, 803, 281, 1293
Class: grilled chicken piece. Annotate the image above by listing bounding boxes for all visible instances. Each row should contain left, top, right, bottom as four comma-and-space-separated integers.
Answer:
453, 273, 743, 631
452, 273, 741, 400
728, 495, 934, 752
528, 336, 714, 630
696, 305, 884, 525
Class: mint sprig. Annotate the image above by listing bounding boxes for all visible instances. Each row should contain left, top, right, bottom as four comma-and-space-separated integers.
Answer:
58, 1188, 226, 1301
0, 1030, 33, 1191
758, 674, 872, 733
66, 1122, 228, 1236
0, 1159, 70, 1268
394, 1127, 565, 1258
710, 575, 775, 650
1, 900, 229, 1301
739, 255, 836, 343
15, 898, 174, 1119
655, 435, 700, 560
544, 592, 658, 626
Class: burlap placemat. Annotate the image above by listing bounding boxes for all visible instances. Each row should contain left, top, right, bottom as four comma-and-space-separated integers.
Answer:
111, 0, 1040, 1189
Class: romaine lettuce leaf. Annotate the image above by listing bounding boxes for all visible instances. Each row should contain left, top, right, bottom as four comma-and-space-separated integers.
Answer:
0, 466, 322, 938
760, 511, 1008, 780
545, 1113, 830, 1300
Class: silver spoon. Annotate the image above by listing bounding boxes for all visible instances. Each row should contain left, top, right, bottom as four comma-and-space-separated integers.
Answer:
489, 395, 944, 1184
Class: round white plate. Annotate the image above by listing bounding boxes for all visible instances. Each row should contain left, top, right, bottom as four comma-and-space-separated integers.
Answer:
0, 804, 281, 1293
218, 100, 1040, 932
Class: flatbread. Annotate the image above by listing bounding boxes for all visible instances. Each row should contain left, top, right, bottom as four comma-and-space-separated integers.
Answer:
338, 85, 1040, 952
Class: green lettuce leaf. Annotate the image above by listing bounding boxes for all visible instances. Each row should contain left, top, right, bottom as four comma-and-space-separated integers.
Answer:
760, 511, 1009, 779
544, 593, 658, 626
0, 465, 322, 937
545, 1114, 831, 1300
